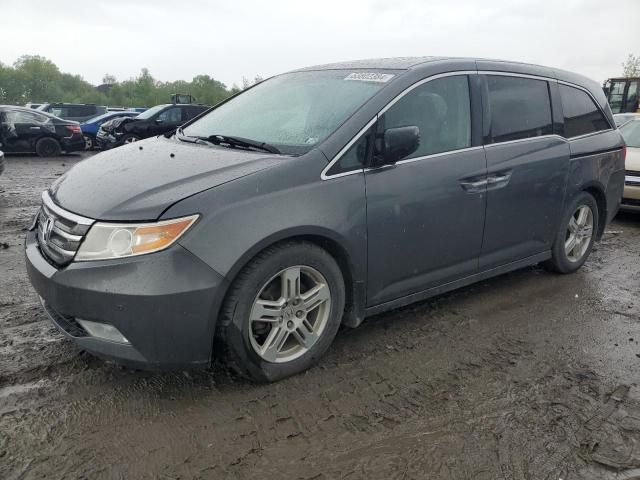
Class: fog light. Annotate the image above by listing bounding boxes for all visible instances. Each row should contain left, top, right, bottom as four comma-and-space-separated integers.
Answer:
76, 319, 130, 344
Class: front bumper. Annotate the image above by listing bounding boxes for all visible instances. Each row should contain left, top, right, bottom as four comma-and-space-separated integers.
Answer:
95, 131, 121, 150
25, 230, 228, 369
622, 175, 640, 211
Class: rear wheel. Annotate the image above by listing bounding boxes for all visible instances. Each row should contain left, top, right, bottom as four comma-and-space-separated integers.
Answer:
83, 134, 94, 150
543, 191, 598, 274
217, 242, 345, 382
35, 137, 61, 157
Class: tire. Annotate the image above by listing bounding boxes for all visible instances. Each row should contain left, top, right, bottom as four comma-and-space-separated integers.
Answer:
83, 134, 94, 151
121, 134, 140, 145
217, 241, 345, 382
543, 191, 599, 274
35, 137, 61, 157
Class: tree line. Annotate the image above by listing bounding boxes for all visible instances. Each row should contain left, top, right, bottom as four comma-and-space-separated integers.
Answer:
0, 55, 257, 108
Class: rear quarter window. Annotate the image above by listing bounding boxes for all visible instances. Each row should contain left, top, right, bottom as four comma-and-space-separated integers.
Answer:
484, 75, 553, 144
559, 85, 610, 138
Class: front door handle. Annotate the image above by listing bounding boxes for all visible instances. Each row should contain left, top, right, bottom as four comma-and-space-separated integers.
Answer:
486, 172, 512, 189
29, 126, 41, 130
459, 178, 488, 192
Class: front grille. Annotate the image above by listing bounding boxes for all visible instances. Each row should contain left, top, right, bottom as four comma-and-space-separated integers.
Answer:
626, 170, 640, 186
40, 297, 87, 337
36, 191, 94, 267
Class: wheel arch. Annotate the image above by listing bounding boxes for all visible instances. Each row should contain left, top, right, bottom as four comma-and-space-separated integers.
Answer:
218, 227, 366, 330
581, 182, 607, 240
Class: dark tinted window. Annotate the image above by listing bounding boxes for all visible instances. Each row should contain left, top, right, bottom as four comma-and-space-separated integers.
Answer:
485, 76, 552, 144
560, 85, 610, 138
158, 107, 182, 123
383, 75, 471, 159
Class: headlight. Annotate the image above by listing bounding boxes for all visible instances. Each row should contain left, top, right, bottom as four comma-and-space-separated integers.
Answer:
75, 215, 198, 261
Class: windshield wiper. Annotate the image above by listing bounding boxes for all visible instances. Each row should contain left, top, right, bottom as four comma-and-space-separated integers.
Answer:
203, 134, 281, 154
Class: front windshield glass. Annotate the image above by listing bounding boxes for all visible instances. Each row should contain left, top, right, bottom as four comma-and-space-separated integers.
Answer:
182, 70, 395, 155
136, 105, 166, 120
621, 120, 640, 148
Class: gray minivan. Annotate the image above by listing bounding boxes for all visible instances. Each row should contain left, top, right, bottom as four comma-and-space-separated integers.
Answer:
26, 57, 626, 381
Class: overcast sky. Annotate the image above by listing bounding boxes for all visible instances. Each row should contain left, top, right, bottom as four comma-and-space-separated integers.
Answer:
0, 0, 637, 88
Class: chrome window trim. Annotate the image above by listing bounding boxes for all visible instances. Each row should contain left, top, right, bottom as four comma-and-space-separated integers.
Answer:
320, 70, 615, 181
483, 134, 568, 149
393, 146, 484, 167
321, 70, 477, 180
42, 191, 94, 226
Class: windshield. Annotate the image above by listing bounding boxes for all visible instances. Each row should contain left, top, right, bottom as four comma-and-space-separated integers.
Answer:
182, 70, 395, 155
621, 120, 640, 148
136, 105, 167, 120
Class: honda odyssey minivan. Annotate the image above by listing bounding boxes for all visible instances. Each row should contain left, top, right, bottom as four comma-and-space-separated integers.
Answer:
26, 57, 625, 382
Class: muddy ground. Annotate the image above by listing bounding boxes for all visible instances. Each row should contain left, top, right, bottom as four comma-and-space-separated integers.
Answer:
1, 153, 640, 480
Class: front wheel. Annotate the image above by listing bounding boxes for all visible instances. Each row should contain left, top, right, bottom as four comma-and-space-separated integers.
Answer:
121, 134, 140, 145
543, 191, 598, 274
217, 242, 345, 382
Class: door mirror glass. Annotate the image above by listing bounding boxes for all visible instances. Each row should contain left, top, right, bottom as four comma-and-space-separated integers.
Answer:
381, 126, 420, 164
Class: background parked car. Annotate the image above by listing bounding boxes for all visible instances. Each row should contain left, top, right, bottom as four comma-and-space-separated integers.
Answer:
0, 106, 85, 156
614, 112, 640, 127
24, 102, 44, 109
96, 103, 209, 149
620, 118, 640, 211
80, 111, 140, 150
37, 103, 107, 123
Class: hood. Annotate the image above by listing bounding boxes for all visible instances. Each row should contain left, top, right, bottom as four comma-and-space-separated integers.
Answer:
102, 116, 138, 132
627, 147, 640, 172
49, 136, 286, 220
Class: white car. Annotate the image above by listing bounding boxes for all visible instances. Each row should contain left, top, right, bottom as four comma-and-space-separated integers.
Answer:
614, 113, 640, 127
620, 118, 640, 211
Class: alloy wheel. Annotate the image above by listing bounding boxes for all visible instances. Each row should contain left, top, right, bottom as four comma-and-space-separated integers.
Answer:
249, 265, 331, 363
565, 205, 594, 262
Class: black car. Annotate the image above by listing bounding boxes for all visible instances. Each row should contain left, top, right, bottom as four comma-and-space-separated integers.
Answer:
37, 103, 107, 123
0, 106, 85, 156
96, 104, 209, 149
26, 57, 625, 381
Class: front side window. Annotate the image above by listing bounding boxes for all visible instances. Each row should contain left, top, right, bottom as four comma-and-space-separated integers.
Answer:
158, 107, 182, 123
560, 85, 610, 138
382, 75, 471, 159
182, 70, 393, 155
326, 128, 372, 176
485, 76, 553, 144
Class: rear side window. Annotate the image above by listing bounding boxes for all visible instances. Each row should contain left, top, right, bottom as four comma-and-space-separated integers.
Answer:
559, 85, 610, 138
485, 76, 553, 144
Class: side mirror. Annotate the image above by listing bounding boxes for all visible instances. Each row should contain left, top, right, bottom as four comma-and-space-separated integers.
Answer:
381, 126, 420, 164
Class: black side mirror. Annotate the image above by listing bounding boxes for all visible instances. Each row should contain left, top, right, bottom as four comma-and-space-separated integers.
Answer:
380, 126, 420, 164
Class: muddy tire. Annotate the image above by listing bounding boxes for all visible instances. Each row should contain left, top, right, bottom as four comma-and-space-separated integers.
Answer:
121, 134, 140, 145
217, 241, 345, 382
543, 191, 599, 274
35, 137, 61, 157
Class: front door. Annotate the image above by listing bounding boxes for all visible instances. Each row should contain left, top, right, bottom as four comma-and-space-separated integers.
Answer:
365, 74, 487, 306
152, 106, 183, 135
